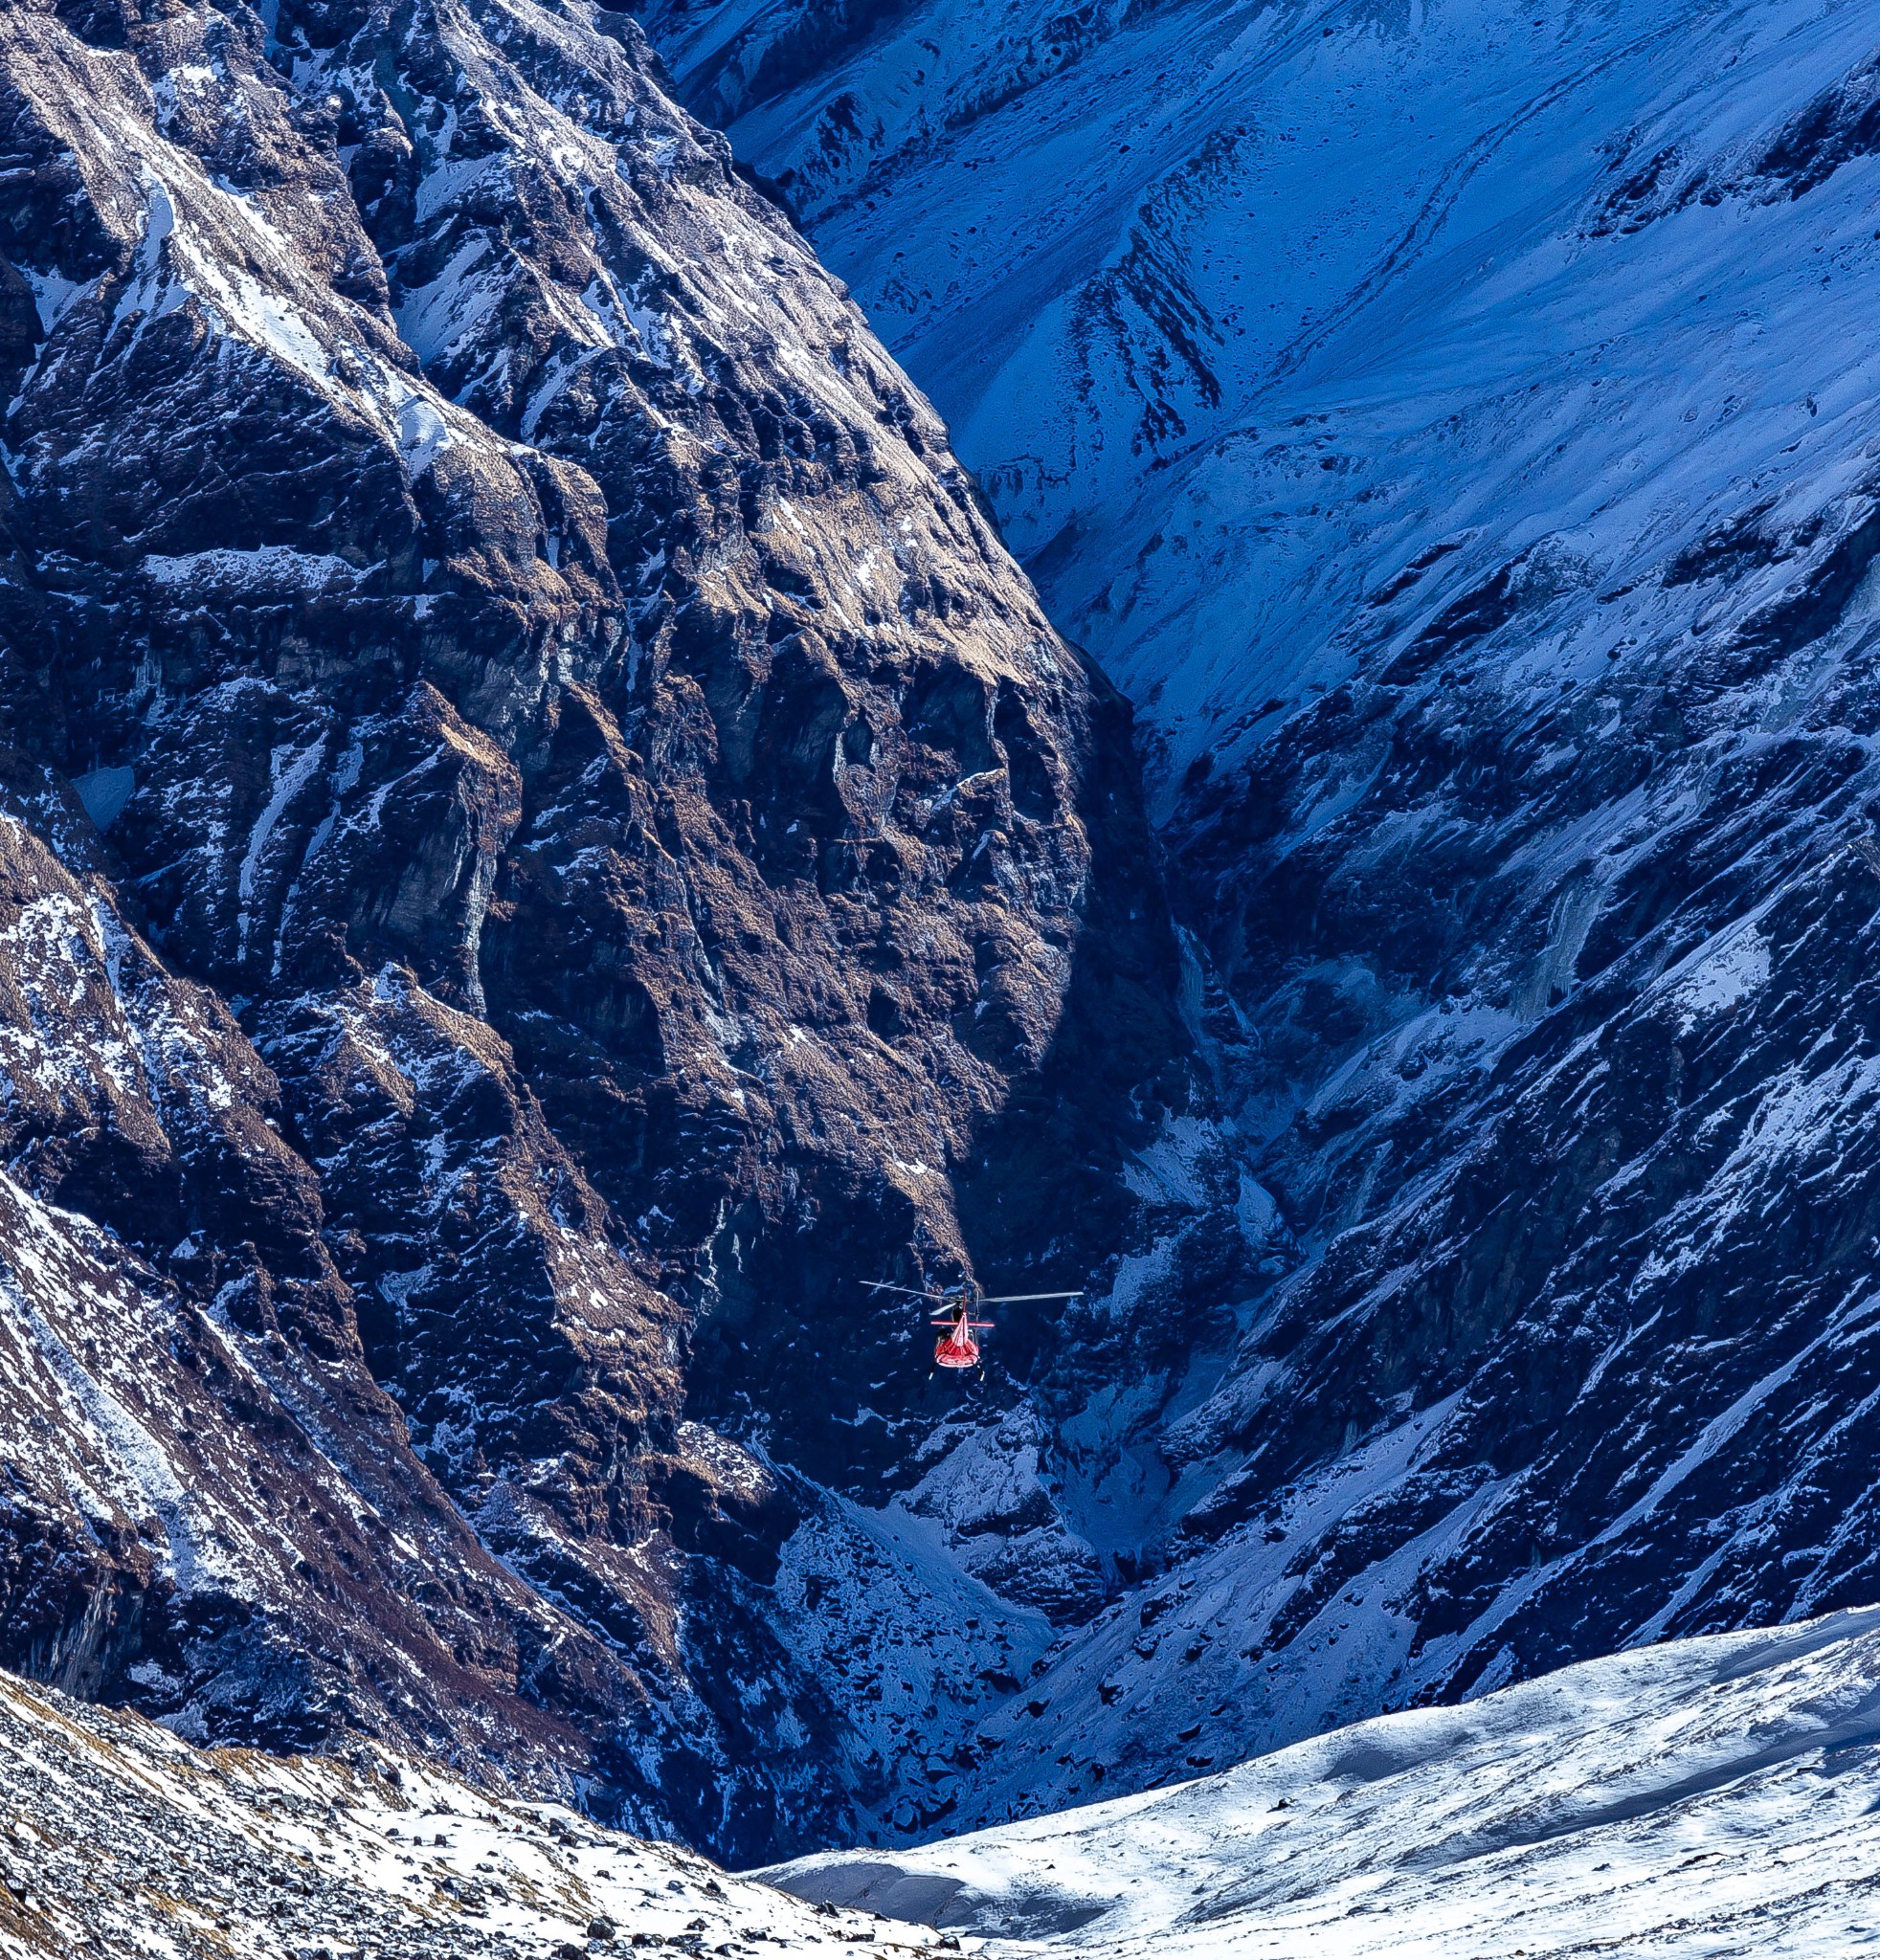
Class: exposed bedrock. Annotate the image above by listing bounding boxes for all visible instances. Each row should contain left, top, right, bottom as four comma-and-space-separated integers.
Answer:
0, 0, 1210, 1859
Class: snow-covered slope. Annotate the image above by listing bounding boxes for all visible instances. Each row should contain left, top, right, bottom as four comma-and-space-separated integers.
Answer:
643, 0, 1880, 792
773, 1605, 1880, 1957
11, 1609, 1880, 1960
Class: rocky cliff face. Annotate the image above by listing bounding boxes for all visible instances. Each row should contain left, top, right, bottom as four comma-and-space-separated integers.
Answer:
28, 0, 1880, 1874
0, 0, 1210, 1861
640, 0, 1880, 1832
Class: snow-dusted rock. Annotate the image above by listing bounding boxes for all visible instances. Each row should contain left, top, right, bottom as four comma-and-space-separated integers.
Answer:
0, 1659, 941, 1959
0, 0, 1208, 1861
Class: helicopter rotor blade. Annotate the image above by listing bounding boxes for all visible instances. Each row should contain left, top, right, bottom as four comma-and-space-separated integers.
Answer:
871, 1281, 1082, 1304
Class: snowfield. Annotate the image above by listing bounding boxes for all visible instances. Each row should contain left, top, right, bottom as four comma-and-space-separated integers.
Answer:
772, 1606, 1880, 1957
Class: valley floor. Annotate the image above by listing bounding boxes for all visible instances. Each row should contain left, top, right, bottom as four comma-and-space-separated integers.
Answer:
10, 1609, 1880, 1956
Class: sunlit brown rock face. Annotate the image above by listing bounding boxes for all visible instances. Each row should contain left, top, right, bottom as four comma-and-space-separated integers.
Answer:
0, 0, 1201, 1860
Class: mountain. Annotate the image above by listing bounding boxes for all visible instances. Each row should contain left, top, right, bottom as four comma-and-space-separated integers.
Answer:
15, 0, 1880, 1881
773, 1604, 1880, 1958
638, 0, 1880, 1827
0, 0, 1222, 1862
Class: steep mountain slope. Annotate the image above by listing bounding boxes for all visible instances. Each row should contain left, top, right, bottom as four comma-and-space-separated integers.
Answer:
775, 1606, 1880, 1959
643, 0, 1880, 1828
19, 0, 1880, 1877
0, 0, 1215, 1860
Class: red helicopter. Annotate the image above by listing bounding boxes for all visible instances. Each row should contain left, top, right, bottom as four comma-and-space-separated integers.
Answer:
866, 1280, 1082, 1371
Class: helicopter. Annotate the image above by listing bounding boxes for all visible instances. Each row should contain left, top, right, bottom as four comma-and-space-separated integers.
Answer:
865, 1279, 1082, 1372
